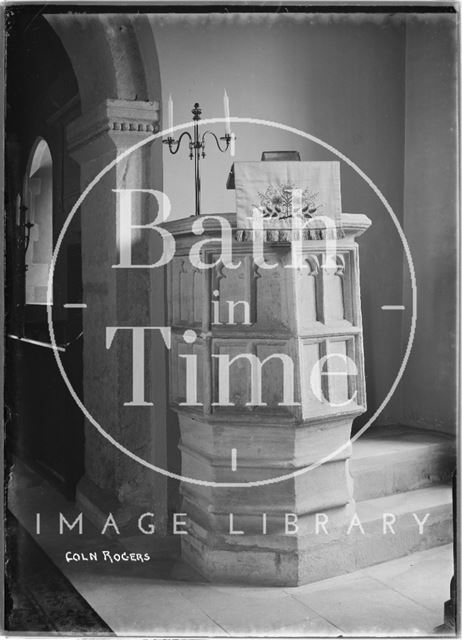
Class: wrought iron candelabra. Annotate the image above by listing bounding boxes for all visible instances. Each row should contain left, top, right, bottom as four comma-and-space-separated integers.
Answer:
163, 102, 234, 216
16, 202, 34, 272
14, 199, 33, 336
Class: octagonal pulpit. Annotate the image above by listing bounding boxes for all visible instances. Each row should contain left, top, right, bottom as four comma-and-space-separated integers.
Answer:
164, 209, 371, 586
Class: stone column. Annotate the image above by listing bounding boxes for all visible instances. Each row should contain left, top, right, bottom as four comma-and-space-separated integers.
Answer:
66, 99, 170, 535
165, 212, 371, 585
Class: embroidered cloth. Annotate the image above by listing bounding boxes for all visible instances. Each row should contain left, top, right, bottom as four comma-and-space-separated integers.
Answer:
233, 161, 342, 241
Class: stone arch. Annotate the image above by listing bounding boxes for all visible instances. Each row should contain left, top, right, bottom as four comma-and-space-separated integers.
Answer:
23, 137, 53, 305
45, 14, 161, 112
26, 137, 52, 177
42, 13, 171, 535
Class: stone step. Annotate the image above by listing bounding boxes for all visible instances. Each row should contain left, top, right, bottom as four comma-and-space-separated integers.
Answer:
352, 484, 453, 567
183, 483, 453, 586
350, 425, 455, 501
297, 484, 454, 585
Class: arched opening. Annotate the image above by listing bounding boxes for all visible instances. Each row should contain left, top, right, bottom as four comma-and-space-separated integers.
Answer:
5, 10, 84, 499
24, 138, 53, 305
44, 14, 173, 530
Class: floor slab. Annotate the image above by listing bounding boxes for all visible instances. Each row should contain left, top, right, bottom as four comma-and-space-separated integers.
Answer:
363, 544, 453, 613
7, 458, 452, 636
291, 575, 444, 636
175, 582, 340, 636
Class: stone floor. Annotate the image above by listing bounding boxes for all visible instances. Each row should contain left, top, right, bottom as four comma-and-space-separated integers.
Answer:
8, 459, 454, 637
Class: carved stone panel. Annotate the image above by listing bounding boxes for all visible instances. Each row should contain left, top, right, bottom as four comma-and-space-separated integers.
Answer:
169, 331, 205, 406
210, 338, 296, 415
299, 334, 364, 420
295, 250, 356, 334
170, 258, 204, 327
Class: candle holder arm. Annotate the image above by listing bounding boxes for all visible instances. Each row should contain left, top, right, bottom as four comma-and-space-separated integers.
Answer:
163, 131, 193, 155
201, 130, 233, 156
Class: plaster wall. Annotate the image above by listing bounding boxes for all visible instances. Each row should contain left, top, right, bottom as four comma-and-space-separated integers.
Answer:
149, 12, 407, 426
400, 16, 458, 434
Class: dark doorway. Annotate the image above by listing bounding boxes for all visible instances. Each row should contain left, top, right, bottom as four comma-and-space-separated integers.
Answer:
5, 7, 84, 497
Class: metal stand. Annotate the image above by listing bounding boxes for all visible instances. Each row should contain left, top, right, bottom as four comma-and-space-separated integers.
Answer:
163, 102, 234, 216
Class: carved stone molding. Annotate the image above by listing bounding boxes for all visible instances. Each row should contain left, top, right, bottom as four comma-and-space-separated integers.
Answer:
163, 212, 371, 242
67, 98, 160, 162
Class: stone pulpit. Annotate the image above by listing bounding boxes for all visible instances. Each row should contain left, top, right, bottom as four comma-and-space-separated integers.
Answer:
165, 173, 371, 585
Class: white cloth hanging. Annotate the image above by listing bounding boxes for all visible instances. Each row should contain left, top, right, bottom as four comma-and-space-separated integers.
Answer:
233, 161, 342, 241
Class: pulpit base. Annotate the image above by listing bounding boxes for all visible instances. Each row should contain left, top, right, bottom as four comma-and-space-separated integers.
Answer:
180, 495, 453, 586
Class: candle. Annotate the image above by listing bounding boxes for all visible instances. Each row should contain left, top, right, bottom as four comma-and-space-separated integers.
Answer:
223, 90, 231, 134
167, 94, 173, 132
230, 132, 236, 157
